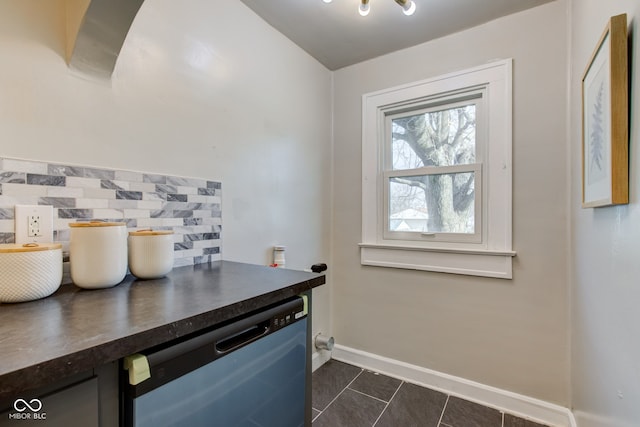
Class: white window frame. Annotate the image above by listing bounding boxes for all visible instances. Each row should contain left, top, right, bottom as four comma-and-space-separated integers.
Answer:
360, 59, 515, 279
383, 91, 485, 244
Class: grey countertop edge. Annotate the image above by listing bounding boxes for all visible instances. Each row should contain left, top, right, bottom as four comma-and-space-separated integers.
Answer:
0, 260, 325, 400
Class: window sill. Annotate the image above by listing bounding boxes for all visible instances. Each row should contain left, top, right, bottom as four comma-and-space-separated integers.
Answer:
359, 243, 515, 279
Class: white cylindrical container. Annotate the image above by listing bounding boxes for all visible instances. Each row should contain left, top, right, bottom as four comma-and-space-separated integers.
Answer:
0, 243, 63, 303
273, 245, 285, 268
69, 221, 128, 289
128, 229, 174, 279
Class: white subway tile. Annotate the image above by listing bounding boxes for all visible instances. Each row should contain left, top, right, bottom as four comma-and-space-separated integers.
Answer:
174, 225, 210, 234
136, 218, 164, 228
83, 188, 116, 199
129, 182, 156, 192
124, 209, 150, 219
162, 218, 184, 227
197, 195, 220, 204
187, 195, 209, 203
192, 210, 212, 218
177, 186, 197, 195
0, 195, 35, 208
93, 209, 124, 219
2, 183, 47, 197
137, 200, 163, 210
46, 187, 83, 198
2, 159, 48, 174
115, 170, 143, 182
76, 199, 109, 209
66, 176, 101, 189
0, 219, 14, 232
108, 199, 138, 209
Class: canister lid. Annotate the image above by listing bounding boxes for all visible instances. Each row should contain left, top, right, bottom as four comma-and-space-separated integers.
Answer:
129, 229, 174, 236
0, 243, 62, 253
69, 221, 126, 227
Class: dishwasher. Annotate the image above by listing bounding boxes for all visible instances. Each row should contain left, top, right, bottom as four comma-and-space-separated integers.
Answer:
122, 296, 309, 427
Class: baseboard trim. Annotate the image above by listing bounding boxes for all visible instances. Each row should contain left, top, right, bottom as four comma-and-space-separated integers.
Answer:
332, 344, 576, 427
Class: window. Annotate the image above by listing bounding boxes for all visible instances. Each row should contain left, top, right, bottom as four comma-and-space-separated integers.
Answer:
384, 92, 483, 243
360, 60, 515, 278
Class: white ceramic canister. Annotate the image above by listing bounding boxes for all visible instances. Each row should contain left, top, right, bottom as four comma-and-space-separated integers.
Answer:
69, 221, 128, 289
0, 243, 63, 303
128, 229, 174, 279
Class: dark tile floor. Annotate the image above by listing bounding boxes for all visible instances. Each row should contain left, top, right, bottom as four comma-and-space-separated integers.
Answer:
312, 360, 552, 427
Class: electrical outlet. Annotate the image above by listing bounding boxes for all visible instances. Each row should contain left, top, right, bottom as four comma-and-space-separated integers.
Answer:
15, 205, 54, 244
29, 214, 41, 237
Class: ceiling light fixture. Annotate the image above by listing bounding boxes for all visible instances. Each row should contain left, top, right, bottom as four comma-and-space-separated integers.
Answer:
395, 0, 416, 16
327, 0, 416, 17
359, 0, 370, 16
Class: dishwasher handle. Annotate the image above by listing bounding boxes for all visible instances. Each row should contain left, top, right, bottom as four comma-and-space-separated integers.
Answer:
209, 297, 303, 357
214, 320, 270, 355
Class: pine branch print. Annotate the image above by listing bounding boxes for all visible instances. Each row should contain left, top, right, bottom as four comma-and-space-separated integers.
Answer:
589, 81, 605, 175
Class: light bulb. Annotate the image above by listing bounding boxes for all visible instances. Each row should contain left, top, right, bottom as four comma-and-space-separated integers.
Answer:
402, 0, 416, 16
322, 0, 332, 3
359, 3, 370, 16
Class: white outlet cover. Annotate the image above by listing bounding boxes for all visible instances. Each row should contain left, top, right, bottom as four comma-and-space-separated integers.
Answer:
15, 205, 54, 244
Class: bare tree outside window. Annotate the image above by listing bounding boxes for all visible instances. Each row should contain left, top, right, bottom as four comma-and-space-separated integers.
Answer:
389, 104, 476, 234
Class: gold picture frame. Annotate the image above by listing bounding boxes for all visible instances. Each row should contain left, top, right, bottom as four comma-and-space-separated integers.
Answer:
581, 13, 628, 208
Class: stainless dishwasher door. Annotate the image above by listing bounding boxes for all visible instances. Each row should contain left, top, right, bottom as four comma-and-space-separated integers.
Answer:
124, 297, 307, 427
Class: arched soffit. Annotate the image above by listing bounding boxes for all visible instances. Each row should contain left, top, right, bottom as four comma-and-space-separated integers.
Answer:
69, 0, 145, 79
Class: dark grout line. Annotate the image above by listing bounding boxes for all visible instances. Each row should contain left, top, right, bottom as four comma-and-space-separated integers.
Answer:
371, 380, 404, 426
314, 367, 365, 422
348, 387, 390, 404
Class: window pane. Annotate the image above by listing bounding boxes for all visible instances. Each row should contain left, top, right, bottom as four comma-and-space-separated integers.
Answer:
391, 104, 476, 170
389, 172, 475, 234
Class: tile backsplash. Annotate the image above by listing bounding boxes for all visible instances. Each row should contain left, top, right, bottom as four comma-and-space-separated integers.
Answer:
0, 157, 222, 270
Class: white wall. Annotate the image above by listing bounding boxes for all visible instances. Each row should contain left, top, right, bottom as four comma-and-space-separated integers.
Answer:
331, 1, 569, 405
0, 0, 332, 344
569, 2, 640, 426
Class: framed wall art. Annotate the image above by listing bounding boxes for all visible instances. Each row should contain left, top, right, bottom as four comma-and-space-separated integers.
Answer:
582, 13, 628, 208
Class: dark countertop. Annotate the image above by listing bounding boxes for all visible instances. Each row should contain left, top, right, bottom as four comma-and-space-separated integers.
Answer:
0, 261, 325, 399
